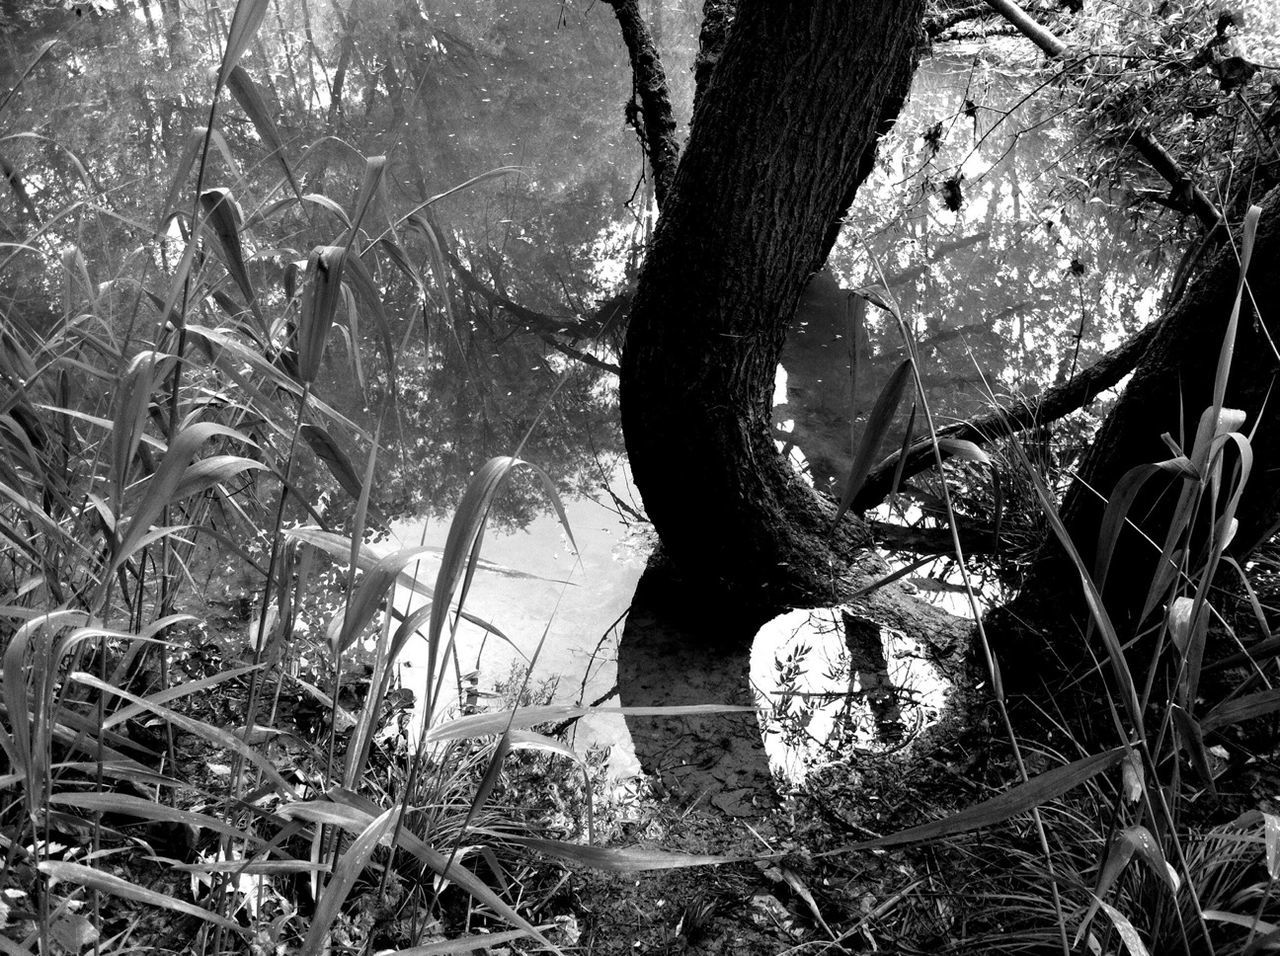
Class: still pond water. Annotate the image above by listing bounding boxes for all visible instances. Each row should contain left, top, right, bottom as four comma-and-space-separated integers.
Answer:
0, 1, 1180, 804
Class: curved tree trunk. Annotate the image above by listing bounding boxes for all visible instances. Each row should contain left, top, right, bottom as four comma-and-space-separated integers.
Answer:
620, 1, 926, 608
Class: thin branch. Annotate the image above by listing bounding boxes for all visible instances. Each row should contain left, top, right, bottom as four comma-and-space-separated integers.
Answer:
447, 250, 600, 339
985, 0, 1221, 230
924, 1, 990, 39
853, 312, 1164, 510
882, 230, 991, 289
603, 0, 680, 208
448, 251, 619, 374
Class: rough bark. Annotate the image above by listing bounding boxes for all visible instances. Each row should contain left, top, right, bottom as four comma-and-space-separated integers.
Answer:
1005, 185, 1280, 648
619, 1, 926, 608
604, 0, 681, 208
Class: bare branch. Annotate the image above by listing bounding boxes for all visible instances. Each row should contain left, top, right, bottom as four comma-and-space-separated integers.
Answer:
869, 518, 1001, 554
985, 0, 1221, 230
603, 0, 680, 208
924, 1, 990, 39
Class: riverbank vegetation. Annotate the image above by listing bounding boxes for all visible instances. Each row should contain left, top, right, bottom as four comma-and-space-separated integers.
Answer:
1, 0, 1279, 952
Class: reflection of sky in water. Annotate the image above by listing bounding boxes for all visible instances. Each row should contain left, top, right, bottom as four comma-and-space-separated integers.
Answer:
391, 464, 652, 777
752, 608, 951, 783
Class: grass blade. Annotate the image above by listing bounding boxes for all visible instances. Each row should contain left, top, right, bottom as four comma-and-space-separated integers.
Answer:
816, 748, 1127, 856
217, 0, 270, 88
833, 358, 912, 526
301, 807, 397, 956
40, 862, 245, 935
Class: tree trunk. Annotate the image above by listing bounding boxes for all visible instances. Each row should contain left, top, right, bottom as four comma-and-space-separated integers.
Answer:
619, 1, 926, 608
1000, 186, 1280, 669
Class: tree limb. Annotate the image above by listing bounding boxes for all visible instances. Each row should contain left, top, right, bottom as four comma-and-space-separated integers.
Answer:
869, 518, 1001, 554
985, 0, 1221, 230
447, 250, 600, 338
603, 0, 680, 208
852, 311, 1163, 510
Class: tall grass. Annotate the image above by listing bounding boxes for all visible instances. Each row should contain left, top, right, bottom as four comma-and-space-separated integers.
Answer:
0, 3, 747, 952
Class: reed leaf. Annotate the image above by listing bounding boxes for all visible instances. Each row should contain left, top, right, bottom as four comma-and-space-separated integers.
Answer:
1170, 703, 1217, 795
114, 421, 252, 568
1201, 688, 1280, 731
833, 358, 912, 526
426, 457, 574, 711
329, 544, 438, 658
49, 793, 267, 848
40, 862, 246, 935
816, 747, 1127, 857
199, 188, 256, 311
297, 245, 347, 385
497, 834, 738, 873
71, 672, 296, 796
110, 350, 164, 498
281, 799, 559, 953
301, 806, 397, 956
383, 929, 541, 955
217, 0, 270, 88
343, 155, 386, 247
225, 65, 300, 198
428, 703, 755, 743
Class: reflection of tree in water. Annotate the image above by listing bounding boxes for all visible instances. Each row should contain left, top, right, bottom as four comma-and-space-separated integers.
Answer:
311, 276, 625, 529
779, 53, 1174, 500
1, 0, 648, 531
616, 557, 776, 818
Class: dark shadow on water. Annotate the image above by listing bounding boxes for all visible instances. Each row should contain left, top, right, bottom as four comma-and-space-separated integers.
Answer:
617, 554, 777, 817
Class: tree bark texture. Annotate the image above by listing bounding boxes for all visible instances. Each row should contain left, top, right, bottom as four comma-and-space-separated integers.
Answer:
620, 1, 926, 607
693, 0, 736, 114
1010, 185, 1280, 644
604, 0, 680, 208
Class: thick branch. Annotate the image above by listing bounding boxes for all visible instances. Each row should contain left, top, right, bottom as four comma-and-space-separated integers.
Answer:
853, 313, 1162, 510
604, 0, 680, 208
869, 518, 1000, 554
985, 0, 1221, 230
447, 250, 601, 339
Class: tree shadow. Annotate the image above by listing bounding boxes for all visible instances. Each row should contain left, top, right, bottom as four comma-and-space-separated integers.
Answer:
617, 553, 777, 817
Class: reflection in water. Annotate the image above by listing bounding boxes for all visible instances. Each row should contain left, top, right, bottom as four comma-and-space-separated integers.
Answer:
3, 0, 1192, 814
752, 607, 950, 784
391, 467, 651, 775
618, 557, 776, 818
